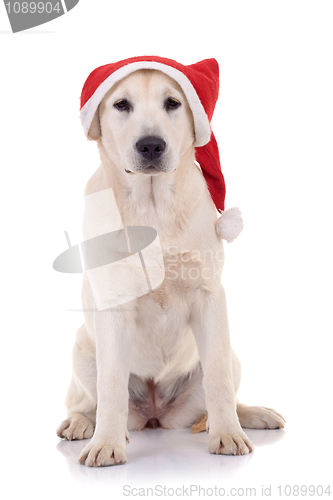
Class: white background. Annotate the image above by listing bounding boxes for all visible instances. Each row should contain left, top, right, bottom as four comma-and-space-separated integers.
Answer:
0, 1, 332, 498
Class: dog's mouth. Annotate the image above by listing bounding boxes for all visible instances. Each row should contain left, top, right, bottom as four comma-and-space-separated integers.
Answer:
140, 165, 162, 174
125, 165, 162, 175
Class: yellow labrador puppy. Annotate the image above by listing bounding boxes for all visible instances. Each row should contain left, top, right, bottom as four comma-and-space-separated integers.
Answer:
57, 67, 285, 467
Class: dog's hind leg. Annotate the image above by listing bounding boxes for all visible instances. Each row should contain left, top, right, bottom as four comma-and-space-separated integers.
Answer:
56, 324, 97, 441
191, 349, 285, 433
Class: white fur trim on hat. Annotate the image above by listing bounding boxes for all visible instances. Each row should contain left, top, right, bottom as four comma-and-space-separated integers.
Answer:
80, 61, 211, 147
216, 207, 244, 243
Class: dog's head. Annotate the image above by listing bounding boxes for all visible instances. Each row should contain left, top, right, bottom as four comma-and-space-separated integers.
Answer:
88, 69, 195, 176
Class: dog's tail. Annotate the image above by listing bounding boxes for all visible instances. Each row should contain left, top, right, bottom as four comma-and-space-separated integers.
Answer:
191, 413, 208, 433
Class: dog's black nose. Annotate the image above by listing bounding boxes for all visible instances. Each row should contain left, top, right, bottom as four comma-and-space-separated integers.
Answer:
136, 136, 166, 160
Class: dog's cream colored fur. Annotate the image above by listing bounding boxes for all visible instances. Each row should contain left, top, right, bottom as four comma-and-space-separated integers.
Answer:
57, 70, 284, 467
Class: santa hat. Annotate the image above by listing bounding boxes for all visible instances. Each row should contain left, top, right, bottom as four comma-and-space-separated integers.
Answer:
80, 56, 243, 243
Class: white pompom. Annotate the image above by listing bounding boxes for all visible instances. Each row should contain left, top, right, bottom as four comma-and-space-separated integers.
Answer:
216, 207, 244, 243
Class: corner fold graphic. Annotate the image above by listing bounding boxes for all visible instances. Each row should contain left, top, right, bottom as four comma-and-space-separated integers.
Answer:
64, 0, 79, 12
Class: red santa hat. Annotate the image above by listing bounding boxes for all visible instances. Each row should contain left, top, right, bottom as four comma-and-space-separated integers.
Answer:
80, 56, 243, 242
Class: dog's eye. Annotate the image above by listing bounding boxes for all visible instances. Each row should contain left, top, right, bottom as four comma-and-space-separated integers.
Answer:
165, 97, 181, 111
114, 99, 131, 111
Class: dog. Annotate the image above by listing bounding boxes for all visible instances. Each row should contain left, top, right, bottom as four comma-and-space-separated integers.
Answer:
57, 67, 285, 467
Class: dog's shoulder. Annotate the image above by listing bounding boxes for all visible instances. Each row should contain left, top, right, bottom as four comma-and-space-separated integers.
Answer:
84, 165, 107, 196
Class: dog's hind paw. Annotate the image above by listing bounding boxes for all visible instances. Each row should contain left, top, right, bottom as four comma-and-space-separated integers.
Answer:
56, 414, 94, 441
237, 404, 286, 429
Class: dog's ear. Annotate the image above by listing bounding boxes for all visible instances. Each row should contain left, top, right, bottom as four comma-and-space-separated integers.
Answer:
88, 107, 101, 140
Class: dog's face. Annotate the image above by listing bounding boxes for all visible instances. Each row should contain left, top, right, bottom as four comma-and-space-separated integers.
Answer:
89, 69, 195, 176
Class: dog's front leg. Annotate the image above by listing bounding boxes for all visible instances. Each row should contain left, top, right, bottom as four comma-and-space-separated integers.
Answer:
191, 286, 254, 455
78, 308, 133, 467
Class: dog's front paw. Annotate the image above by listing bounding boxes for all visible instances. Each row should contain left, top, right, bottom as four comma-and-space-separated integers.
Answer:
78, 440, 127, 467
209, 431, 254, 456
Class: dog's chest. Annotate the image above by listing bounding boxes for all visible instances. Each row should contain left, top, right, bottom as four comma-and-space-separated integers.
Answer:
132, 300, 199, 379
129, 250, 219, 379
